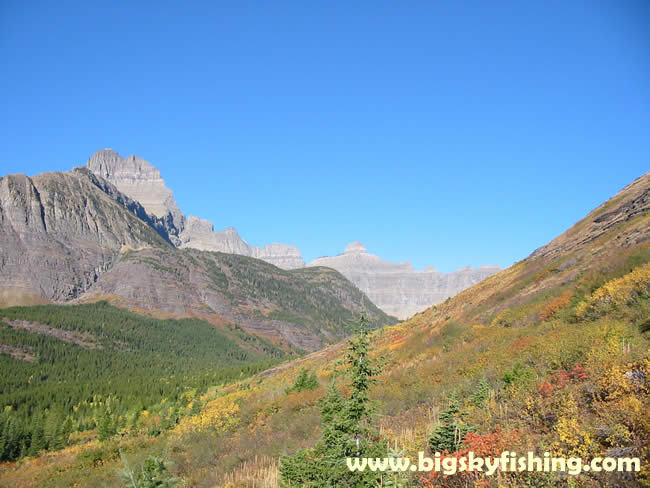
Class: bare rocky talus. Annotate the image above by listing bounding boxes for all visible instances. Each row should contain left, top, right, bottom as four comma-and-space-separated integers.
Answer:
309, 242, 500, 320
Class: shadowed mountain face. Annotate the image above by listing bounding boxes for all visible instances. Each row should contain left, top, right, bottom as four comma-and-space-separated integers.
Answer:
309, 242, 501, 319
0, 168, 393, 350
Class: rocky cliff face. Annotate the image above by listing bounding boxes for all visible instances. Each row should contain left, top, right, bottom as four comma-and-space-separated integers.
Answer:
0, 169, 170, 307
87, 149, 185, 245
177, 216, 306, 269
251, 243, 305, 270
178, 217, 250, 254
86, 150, 306, 269
309, 242, 500, 319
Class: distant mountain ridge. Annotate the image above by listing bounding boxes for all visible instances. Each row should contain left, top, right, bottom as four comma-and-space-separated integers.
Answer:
84, 149, 499, 318
309, 242, 500, 319
179, 215, 305, 269
0, 149, 500, 323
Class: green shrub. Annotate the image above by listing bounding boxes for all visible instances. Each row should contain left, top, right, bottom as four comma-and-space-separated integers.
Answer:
120, 453, 179, 488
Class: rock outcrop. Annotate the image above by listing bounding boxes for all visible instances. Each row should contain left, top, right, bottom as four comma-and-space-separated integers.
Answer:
87, 149, 185, 245
529, 172, 650, 260
86, 150, 306, 269
0, 170, 170, 306
309, 244, 500, 319
251, 243, 305, 270
178, 217, 250, 254
177, 216, 305, 269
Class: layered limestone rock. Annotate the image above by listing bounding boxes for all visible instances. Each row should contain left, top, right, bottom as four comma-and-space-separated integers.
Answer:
178, 216, 305, 269
87, 150, 306, 269
251, 243, 305, 270
309, 243, 500, 320
87, 149, 185, 244
178, 217, 251, 254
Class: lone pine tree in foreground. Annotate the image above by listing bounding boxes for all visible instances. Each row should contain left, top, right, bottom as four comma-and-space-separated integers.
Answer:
279, 313, 386, 487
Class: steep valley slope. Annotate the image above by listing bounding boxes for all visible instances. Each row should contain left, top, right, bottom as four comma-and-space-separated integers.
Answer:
78, 247, 393, 350
3, 171, 646, 487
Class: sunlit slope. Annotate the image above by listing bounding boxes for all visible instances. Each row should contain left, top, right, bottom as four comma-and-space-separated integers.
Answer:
2, 172, 648, 487
170, 170, 649, 487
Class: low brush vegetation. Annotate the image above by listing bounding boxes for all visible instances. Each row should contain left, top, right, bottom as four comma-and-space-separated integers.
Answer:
1, 234, 649, 485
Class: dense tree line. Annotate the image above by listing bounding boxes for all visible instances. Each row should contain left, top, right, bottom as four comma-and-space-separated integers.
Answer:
0, 302, 287, 461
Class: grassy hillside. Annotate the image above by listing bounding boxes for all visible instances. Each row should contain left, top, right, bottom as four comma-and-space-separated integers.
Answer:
1, 173, 648, 487
0, 302, 288, 465
81, 247, 396, 351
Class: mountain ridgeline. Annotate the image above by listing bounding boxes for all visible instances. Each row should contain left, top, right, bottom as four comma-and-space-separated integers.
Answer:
310, 242, 500, 319
85, 149, 500, 317
79, 247, 392, 350
0, 165, 394, 351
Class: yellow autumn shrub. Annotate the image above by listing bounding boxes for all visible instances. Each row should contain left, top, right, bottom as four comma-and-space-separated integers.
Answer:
551, 394, 598, 458
173, 390, 248, 436
577, 262, 650, 319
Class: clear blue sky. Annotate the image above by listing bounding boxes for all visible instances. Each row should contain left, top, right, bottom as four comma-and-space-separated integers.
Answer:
1, 1, 648, 272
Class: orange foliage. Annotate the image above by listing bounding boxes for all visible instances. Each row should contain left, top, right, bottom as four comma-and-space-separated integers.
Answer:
540, 289, 573, 321
421, 427, 521, 487
537, 364, 588, 397
512, 337, 530, 352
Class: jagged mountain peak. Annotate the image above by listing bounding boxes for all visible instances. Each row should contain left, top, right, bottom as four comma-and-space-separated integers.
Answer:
88, 149, 163, 181
86, 149, 184, 245
87, 149, 122, 171
86, 149, 306, 269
